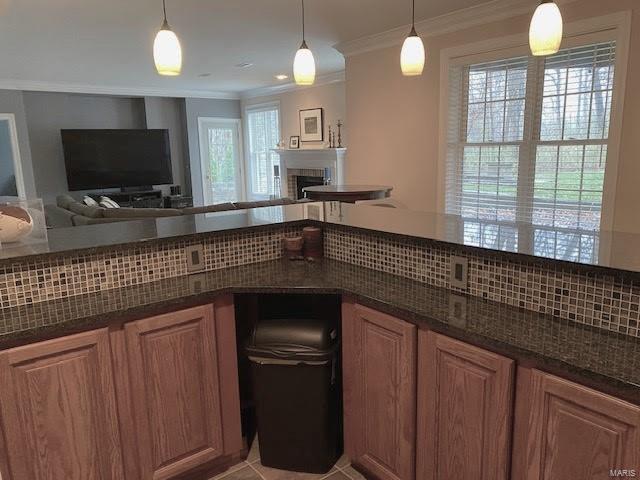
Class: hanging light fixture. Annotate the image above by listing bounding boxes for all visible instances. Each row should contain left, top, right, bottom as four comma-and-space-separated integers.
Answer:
293, 0, 316, 86
529, 0, 563, 56
153, 0, 182, 76
400, 0, 425, 76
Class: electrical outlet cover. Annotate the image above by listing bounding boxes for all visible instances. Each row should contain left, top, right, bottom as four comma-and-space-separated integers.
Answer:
185, 244, 205, 272
450, 255, 469, 290
188, 273, 206, 293
448, 294, 468, 328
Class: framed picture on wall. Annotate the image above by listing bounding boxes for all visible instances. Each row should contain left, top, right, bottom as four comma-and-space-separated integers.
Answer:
289, 136, 300, 149
299, 108, 324, 142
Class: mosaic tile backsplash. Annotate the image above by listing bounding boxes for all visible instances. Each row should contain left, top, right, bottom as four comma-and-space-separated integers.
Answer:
1, 221, 639, 339
0, 226, 302, 310
324, 225, 640, 338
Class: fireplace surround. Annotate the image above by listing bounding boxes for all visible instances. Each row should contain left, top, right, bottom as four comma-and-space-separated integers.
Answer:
274, 148, 347, 199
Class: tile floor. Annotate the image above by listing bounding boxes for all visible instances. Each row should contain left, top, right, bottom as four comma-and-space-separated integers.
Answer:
209, 438, 365, 480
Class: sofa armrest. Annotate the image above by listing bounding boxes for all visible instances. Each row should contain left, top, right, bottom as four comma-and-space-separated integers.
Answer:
44, 204, 76, 228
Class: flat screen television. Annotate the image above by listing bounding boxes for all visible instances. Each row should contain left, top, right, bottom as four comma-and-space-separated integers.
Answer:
61, 129, 173, 191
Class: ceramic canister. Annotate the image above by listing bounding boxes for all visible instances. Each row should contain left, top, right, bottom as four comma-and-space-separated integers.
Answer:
0, 205, 34, 243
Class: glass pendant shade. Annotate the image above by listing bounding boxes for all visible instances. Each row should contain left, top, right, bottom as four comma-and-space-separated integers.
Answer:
294, 41, 316, 86
529, 1, 563, 56
154, 21, 182, 76
401, 28, 425, 76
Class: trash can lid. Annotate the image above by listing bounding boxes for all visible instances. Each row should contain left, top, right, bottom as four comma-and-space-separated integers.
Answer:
245, 318, 339, 361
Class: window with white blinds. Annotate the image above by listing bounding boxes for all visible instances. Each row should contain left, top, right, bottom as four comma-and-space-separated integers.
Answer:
246, 105, 280, 199
445, 41, 616, 231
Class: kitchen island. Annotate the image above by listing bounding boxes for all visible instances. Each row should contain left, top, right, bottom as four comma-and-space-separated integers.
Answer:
0, 202, 638, 480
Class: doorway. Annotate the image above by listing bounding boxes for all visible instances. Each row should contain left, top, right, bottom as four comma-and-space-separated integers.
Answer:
198, 117, 245, 205
0, 114, 25, 198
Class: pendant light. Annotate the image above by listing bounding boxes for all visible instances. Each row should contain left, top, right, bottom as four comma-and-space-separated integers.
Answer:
529, 0, 563, 56
153, 0, 182, 76
293, 0, 316, 86
400, 0, 425, 76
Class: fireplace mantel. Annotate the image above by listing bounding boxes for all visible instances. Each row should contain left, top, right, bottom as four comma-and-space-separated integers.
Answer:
273, 148, 347, 198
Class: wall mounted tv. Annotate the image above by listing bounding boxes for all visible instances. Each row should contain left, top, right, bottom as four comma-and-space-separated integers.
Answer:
61, 129, 173, 191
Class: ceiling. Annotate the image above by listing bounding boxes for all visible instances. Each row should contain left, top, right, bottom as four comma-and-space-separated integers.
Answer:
0, 0, 493, 97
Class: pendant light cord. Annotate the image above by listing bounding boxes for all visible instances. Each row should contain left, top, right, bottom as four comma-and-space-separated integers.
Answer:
162, 0, 168, 22
412, 0, 415, 27
302, 0, 306, 41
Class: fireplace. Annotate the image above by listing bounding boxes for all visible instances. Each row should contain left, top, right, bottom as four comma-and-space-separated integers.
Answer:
273, 148, 347, 198
296, 176, 324, 200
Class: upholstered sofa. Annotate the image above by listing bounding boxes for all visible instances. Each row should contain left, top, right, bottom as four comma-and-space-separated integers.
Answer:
45, 194, 300, 228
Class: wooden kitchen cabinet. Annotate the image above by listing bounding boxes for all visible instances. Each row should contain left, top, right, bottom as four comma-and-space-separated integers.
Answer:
0, 297, 242, 480
0, 328, 125, 480
512, 368, 640, 480
122, 299, 241, 480
416, 330, 515, 480
342, 301, 417, 480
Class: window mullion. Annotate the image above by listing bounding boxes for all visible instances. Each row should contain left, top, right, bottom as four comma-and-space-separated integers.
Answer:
578, 144, 587, 228
516, 56, 543, 229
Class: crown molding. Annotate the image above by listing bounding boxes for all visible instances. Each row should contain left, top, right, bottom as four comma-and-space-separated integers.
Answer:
334, 0, 576, 57
0, 73, 350, 101
240, 71, 345, 100
0, 79, 240, 100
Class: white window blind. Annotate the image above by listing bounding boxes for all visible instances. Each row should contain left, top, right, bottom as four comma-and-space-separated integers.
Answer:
445, 41, 616, 232
246, 105, 280, 199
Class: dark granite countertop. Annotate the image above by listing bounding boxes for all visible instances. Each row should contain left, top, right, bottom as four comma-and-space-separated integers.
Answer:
4, 202, 640, 281
0, 205, 315, 263
1, 258, 638, 404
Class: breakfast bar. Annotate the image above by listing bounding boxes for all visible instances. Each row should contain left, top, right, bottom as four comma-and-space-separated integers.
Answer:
0, 202, 638, 480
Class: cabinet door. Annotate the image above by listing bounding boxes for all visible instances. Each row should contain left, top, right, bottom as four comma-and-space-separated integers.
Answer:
513, 368, 640, 480
342, 301, 417, 480
416, 331, 514, 480
125, 304, 226, 480
0, 328, 124, 480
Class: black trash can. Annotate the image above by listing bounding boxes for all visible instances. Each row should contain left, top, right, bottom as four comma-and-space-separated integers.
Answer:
246, 318, 342, 474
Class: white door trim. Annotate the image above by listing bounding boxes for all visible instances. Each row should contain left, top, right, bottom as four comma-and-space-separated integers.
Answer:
197, 117, 246, 205
0, 113, 26, 198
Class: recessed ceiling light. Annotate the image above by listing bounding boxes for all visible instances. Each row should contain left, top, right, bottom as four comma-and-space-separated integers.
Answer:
235, 62, 254, 69
198, 73, 212, 78
275, 74, 289, 80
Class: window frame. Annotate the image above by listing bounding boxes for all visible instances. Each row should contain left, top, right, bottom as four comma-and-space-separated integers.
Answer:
242, 101, 282, 200
437, 11, 632, 232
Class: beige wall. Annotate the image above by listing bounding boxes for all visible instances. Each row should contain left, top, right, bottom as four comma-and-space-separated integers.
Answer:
242, 81, 346, 148
345, 0, 640, 232
610, 3, 640, 233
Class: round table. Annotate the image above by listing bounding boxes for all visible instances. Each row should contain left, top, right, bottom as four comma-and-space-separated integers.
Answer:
302, 185, 393, 203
